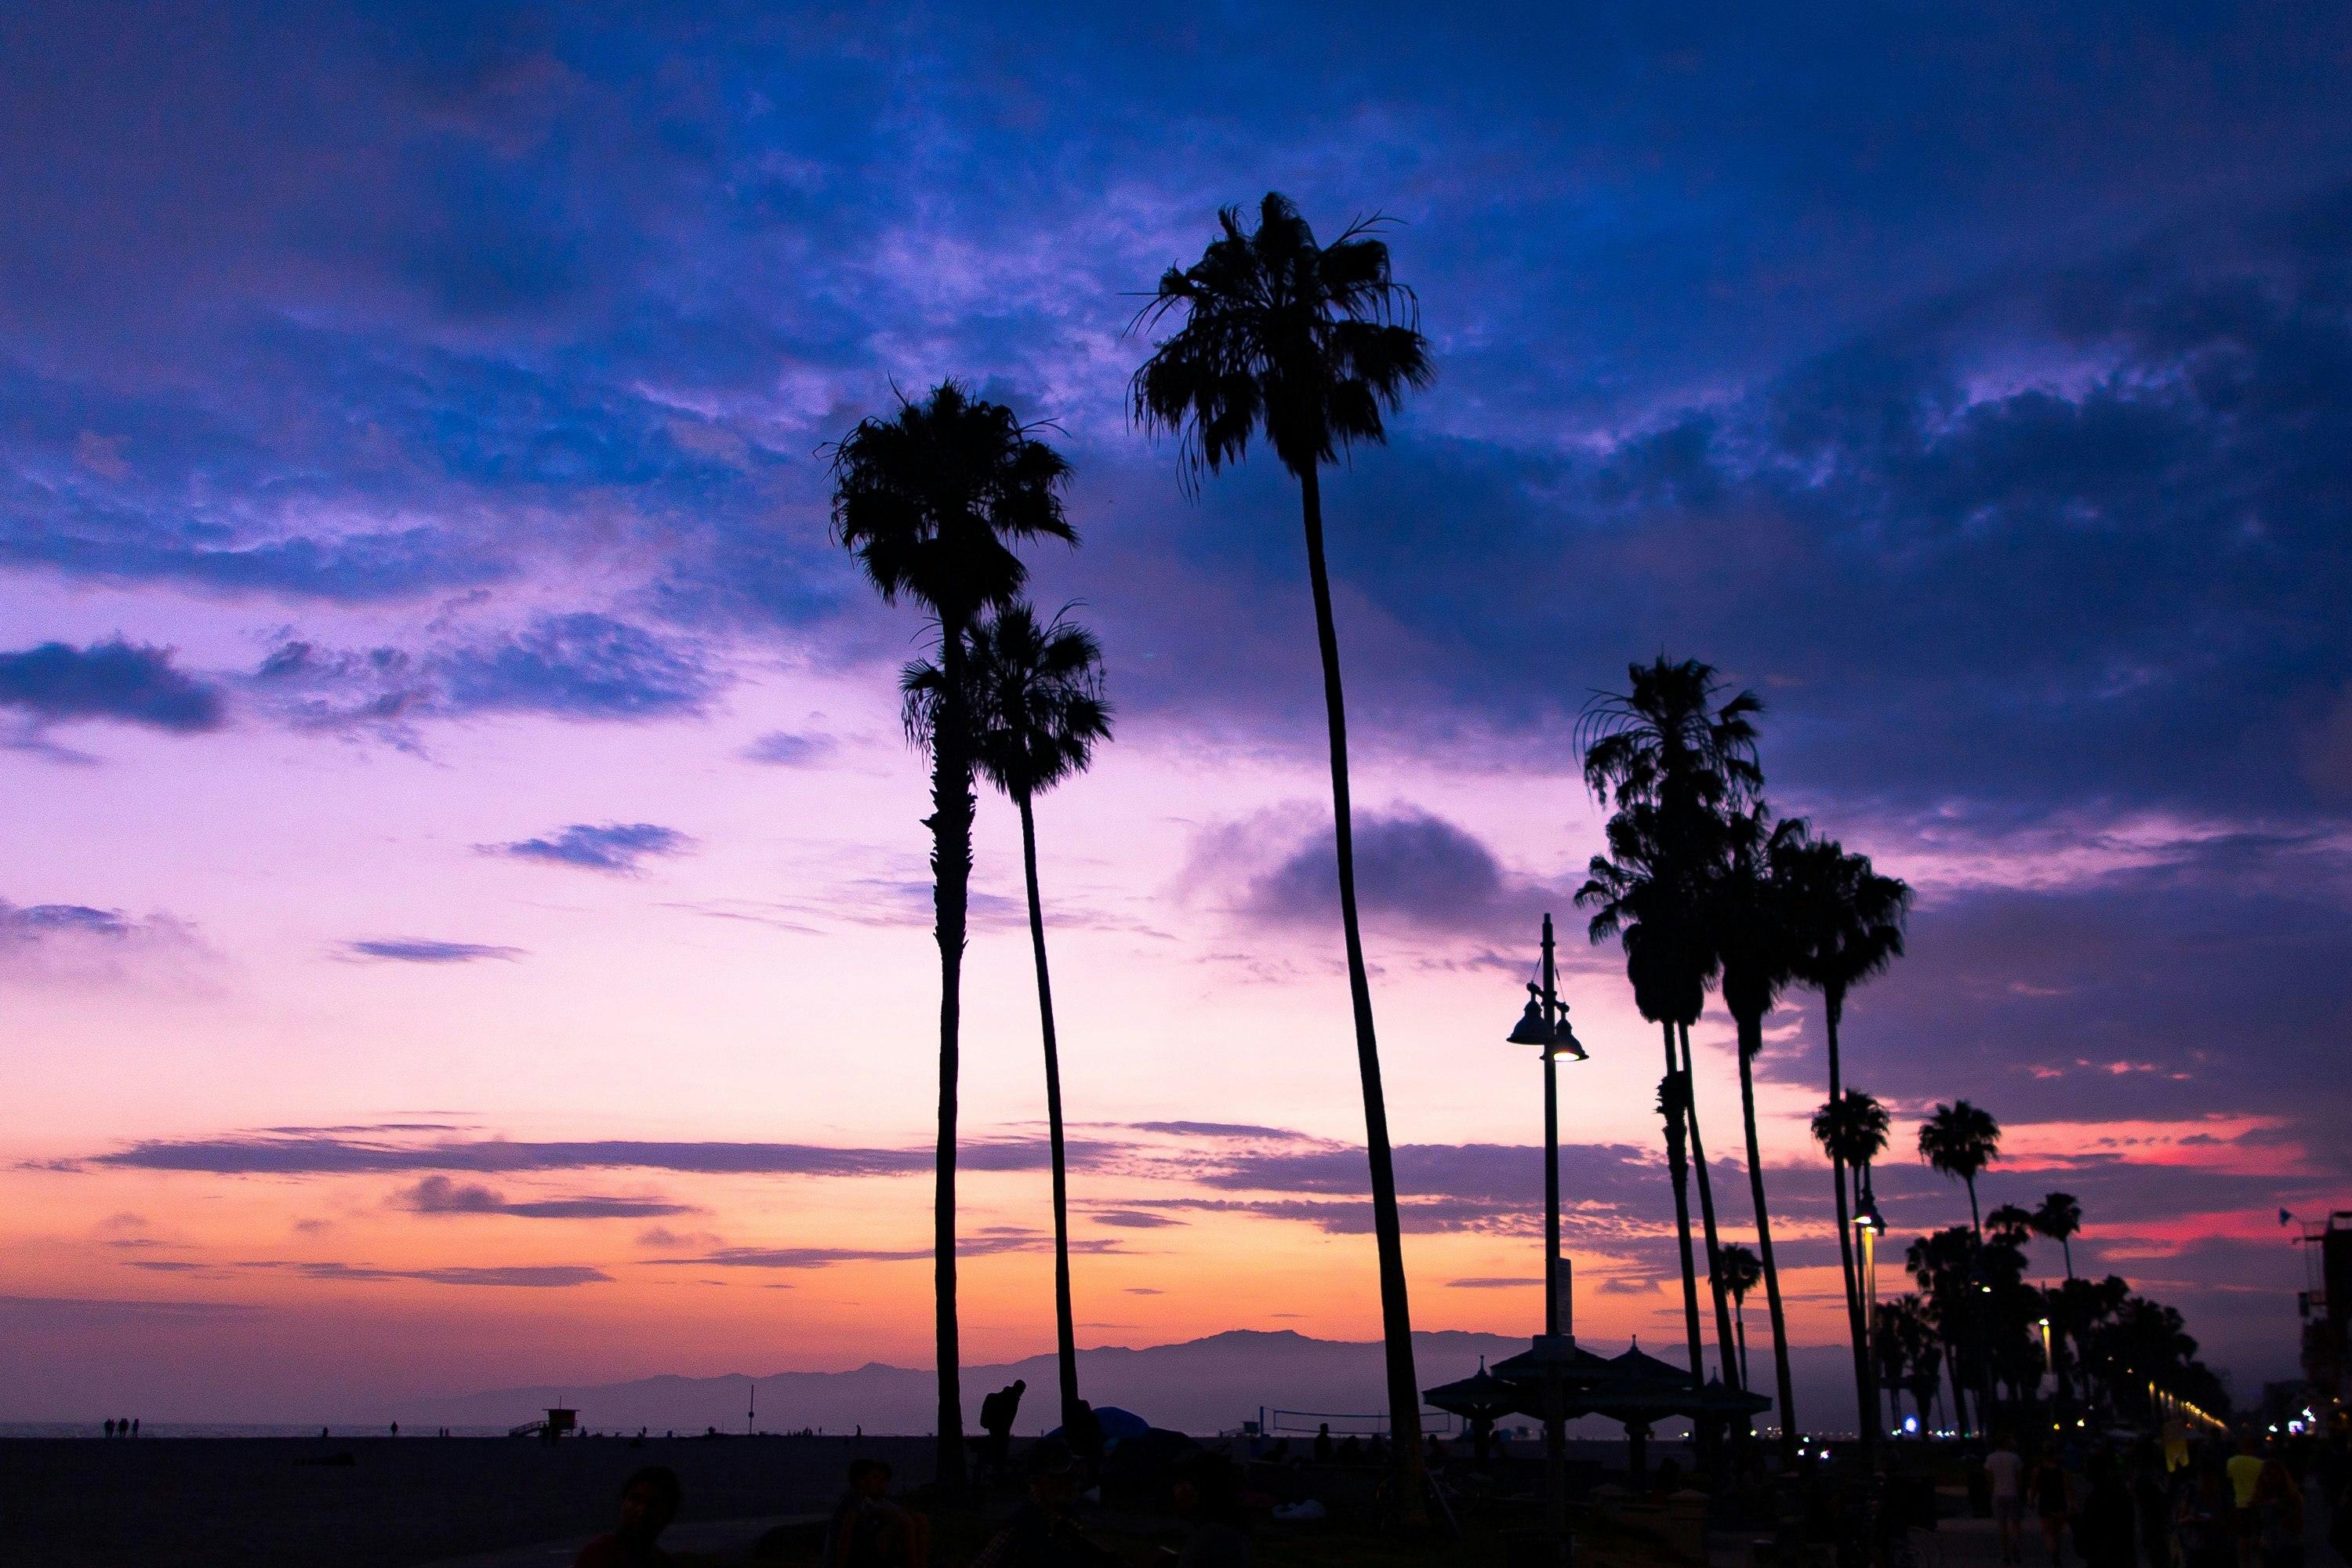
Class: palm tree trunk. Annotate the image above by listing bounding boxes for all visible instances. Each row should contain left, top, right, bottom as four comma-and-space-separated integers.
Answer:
1679, 1025, 1744, 1394
929, 630, 974, 1496
1823, 996, 1873, 1457
1733, 1014, 1798, 1463
1661, 1056, 1706, 1394
1017, 793, 1082, 1429
1297, 465, 1425, 1520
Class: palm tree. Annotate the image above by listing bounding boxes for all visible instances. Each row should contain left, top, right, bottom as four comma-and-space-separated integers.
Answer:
1811, 1089, 1893, 1177
1131, 193, 1435, 1508
1906, 1226, 1987, 1435
1917, 1101, 2002, 1235
1582, 806, 1733, 1394
1578, 659, 1762, 1400
2030, 1192, 2082, 1279
2027, 1191, 2085, 1420
1710, 804, 1808, 1460
829, 382, 1076, 1494
1986, 1203, 2035, 1250
906, 602, 1112, 1434
1778, 836, 1910, 1456
1719, 1243, 1764, 1393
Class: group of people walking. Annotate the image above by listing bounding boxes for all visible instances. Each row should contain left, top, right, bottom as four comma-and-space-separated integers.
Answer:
1984, 1428, 2348, 1568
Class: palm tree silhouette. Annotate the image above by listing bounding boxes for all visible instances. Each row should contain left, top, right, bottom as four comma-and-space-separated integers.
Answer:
1584, 808, 1722, 1393
2030, 1191, 2082, 1279
906, 602, 1112, 1434
1131, 193, 1435, 1508
1579, 660, 1762, 1403
828, 382, 1076, 1494
1811, 1088, 1893, 1177
1917, 1101, 2002, 1235
1986, 1203, 2035, 1249
1718, 1243, 1763, 1395
1710, 804, 1809, 1459
2027, 1190, 2085, 1418
1780, 835, 1910, 1457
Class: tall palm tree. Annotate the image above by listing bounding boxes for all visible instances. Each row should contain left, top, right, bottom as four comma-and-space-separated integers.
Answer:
1675, 1022, 1744, 1392
829, 382, 1076, 1494
1710, 804, 1809, 1460
1812, 1087, 1893, 1436
1131, 193, 1435, 1508
1578, 659, 1762, 1402
2027, 1190, 2085, 1418
1811, 1088, 1893, 1178
1917, 1101, 2002, 1235
1719, 1243, 1763, 1393
2030, 1192, 2082, 1279
1583, 808, 1731, 1393
906, 603, 1112, 1434
1778, 836, 1910, 1456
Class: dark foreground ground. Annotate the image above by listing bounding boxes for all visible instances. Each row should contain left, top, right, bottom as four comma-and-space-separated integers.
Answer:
0, 1432, 933, 1568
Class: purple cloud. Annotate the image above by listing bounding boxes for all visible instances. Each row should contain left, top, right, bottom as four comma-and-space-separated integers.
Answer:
0, 639, 223, 732
483, 822, 694, 873
343, 939, 523, 964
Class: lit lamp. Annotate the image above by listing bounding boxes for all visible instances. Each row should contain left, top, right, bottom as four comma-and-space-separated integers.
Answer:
1855, 1173, 1886, 1428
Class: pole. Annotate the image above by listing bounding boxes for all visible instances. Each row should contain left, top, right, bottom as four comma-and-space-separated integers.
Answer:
1542, 913, 1561, 1338
1541, 914, 1568, 1566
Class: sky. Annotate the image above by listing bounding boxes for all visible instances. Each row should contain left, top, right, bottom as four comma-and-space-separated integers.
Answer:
2, 1, 2349, 1423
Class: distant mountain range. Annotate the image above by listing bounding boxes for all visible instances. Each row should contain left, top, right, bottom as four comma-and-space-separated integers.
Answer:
387, 1329, 1864, 1439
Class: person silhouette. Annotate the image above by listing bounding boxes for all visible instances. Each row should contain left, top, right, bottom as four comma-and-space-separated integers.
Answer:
977, 1379, 1026, 1479
576, 1465, 682, 1567
1313, 1424, 1333, 1464
131, 1418, 140, 1437
104, 1419, 116, 1438
825, 1457, 931, 1568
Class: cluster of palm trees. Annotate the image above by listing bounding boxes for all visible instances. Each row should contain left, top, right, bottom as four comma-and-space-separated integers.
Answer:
822, 193, 2218, 1505
1575, 655, 1915, 1464
1865, 1110, 2229, 1438
829, 195, 1436, 1503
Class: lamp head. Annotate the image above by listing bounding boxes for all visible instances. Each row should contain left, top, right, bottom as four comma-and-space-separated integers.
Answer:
1551, 1018, 1588, 1062
1506, 985, 1554, 1047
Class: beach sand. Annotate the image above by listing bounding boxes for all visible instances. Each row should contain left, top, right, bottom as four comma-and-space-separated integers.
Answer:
0, 1432, 932, 1567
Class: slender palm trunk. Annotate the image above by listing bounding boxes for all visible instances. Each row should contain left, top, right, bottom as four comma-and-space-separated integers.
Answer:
1017, 794, 1082, 1428
1733, 1014, 1798, 1461
1297, 466, 1425, 1519
1823, 996, 1873, 1457
1661, 1025, 1706, 1391
929, 631, 974, 1495
1679, 1025, 1744, 1393
1735, 1301, 1751, 1390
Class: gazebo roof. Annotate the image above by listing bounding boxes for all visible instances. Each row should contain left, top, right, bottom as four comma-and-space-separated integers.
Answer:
1474, 1335, 1774, 1424
1488, 1334, 1616, 1388
1609, 1338, 1698, 1387
1422, 1357, 1523, 1420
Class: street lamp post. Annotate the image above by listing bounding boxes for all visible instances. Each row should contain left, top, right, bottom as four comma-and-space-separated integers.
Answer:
1855, 1173, 1886, 1436
1507, 913, 1587, 1563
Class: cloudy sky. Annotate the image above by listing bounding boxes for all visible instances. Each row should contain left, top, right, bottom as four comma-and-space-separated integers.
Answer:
2, 2, 2347, 1421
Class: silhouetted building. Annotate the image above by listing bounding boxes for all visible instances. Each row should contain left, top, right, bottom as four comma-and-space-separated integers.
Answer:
2298, 1212, 2352, 1413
